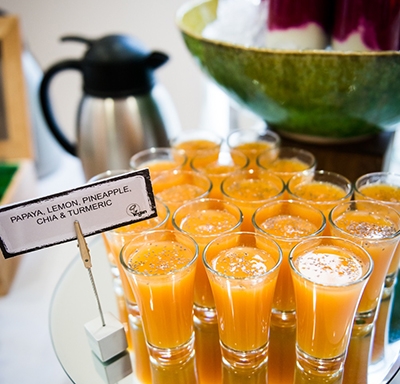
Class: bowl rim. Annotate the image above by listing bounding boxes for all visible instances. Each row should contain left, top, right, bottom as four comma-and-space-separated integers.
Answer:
176, 0, 400, 57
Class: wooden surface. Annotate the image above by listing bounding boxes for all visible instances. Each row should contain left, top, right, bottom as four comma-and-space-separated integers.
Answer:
278, 131, 395, 183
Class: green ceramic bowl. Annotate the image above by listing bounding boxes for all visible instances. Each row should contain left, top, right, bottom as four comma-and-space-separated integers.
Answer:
177, 0, 400, 143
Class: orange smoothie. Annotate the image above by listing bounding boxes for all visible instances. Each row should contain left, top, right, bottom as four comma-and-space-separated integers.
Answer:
178, 207, 241, 309
125, 240, 197, 349
174, 138, 222, 169
290, 181, 348, 216
206, 244, 280, 351
141, 159, 184, 178
222, 171, 285, 231
257, 214, 320, 315
152, 170, 211, 226
234, 141, 276, 168
191, 150, 249, 199
331, 210, 399, 315
356, 183, 400, 282
291, 245, 368, 359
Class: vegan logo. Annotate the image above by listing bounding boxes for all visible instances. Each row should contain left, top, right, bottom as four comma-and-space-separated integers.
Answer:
126, 203, 147, 218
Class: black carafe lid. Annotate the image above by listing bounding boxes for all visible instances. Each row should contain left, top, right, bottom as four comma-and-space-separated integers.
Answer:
61, 35, 169, 97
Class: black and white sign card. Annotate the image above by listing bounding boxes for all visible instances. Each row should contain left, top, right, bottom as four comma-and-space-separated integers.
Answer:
0, 169, 156, 258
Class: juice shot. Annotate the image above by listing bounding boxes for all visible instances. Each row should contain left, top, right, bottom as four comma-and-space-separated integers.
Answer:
152, 169, 212, 227
287, 170, 353, 234
227, 127, 280, 169
170, 129, 223, 169
289, 236, 372, 378
120, 229, 198, 366
191, 148, 249, 199
329, 201, 400, 331
221, 169, 285, 232
256, 146, 316, 183
129, 147, 187, 179
253, 200, 325, 325
203, 232, 282, 370
354, 172, 400, 298
172, 198, 243, 323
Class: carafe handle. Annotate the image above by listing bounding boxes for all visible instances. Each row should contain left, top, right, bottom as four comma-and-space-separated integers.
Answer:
39, 59, 82, 156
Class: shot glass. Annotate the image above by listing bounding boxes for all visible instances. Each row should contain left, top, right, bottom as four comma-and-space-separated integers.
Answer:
329, 200, 400, 332
256, 146, 317, 183
253, 200, 326, 325
289, 236, 373, 378
105, 200, 169, 382
170, 129, 223, 169
203, 231, 282, 369
120, 229, 198, 366
287, 170, 353, 234
221, 169, 285, 232
152, 169, 212, 227
354, 172, 400, 365
172, 198, 243, 323
354, 172, 400, 298
191, 148, 249, 199
129, 147, 187, 179
227, 127, 281, 169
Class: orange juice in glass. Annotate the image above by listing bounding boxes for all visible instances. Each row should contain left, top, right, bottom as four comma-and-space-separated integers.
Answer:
253, 200, 325, 325
256, 146, 316, 184
203, 231, 282, 369
191, 149, 249, 199
152, 169, 212, 227
227, 127, 280, 169
170, 129, 223, 169
129, 147, 187, 179
290, 236, 372, 377
329, 201, 400, 332
172, 198, 243, 323
120, 229, 198, 366
105, 200, 169, 383
287, 170, 353, 234
355, 172, 400, 298
354, 172, 400, 365
221, 169, 285, 232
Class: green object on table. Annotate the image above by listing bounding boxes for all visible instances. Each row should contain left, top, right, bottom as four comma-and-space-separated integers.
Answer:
389, 277, 400, 343
177, 0, 400, 143
0, 163, 18, 202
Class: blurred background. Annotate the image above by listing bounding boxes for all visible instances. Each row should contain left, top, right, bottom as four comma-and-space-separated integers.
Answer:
1, 0, 208, 143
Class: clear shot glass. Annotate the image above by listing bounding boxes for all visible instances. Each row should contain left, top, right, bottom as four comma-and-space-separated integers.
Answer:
253, 199, 326, 325
172, 198, 243, 323
290, 236, 373, 379
120, 229, 198, 366
203, 231, 282, 370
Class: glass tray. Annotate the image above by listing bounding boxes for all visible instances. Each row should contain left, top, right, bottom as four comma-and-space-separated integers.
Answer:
49, 235, 400, 383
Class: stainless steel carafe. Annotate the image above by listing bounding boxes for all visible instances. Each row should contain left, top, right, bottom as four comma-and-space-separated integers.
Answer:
39, 34, 179, 180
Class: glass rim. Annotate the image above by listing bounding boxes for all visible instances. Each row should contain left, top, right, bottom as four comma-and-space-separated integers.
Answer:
286, 169, 354, 204
87, 169, 130, 183
171, 197, 244, 239
152, 169, 213, 200
119, 229, 199, 277
226, 127, 281, 147
288, 236, 373, 288
220, 169, 286, 203
203, 231, 282, 281
354, 171, 400, 201
252, 199, 326, 241
170, 129, 224, 146
256, 146, 317, 172
328, 199, 400, 241
129, 146, 187, 164
190, 148, 250, 174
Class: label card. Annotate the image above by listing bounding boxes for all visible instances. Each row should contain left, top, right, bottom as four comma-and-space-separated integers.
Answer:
0, 169, 156, 258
